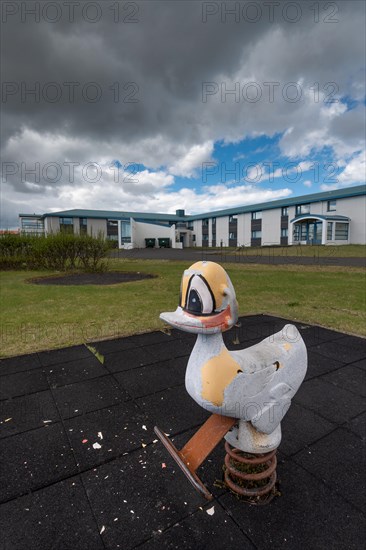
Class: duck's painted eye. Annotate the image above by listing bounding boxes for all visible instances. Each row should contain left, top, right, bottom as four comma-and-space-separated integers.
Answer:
187, 289, 202, 313
184, 275, 215, 315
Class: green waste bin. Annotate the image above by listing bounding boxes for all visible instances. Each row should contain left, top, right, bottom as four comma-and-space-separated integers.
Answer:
145, 238, 156, 248
158, 238, 170, 248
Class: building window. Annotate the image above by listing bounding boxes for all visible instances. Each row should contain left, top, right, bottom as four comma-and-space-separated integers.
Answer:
327, 200, 336, 211
202, 234, 208, 241
192, 234, 196, 242
335, 222, 349, 240
293, 223, 310, 241
229, 232, 237, 240
21, 217, 44, 234
107, 219, 118, 241
300, 223, 307, 240
212, 217, 216, 225
202, 219, 209, 226
251, 211, 262, 220
281, 228, 288, 237
327, 222, 333, 240
187, 223, 193, 230
295, 204, 310, 215
59, 217, 74, 234
120, 220, 131, 243
251, 230, 262, 239
229, 215, 238, 223
281, 207, 288, 216
79, 218, 87, 234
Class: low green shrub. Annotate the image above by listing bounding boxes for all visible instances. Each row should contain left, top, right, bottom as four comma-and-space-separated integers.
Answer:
76, 234, 111, 272
0, 234, 38, 269
0, 232, 112, 271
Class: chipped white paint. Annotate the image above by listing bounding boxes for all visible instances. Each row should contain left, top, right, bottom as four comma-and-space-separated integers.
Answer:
160, 261, 308, 453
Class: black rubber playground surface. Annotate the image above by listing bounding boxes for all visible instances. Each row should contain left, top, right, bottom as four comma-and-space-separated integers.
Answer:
0, 315, 365, 549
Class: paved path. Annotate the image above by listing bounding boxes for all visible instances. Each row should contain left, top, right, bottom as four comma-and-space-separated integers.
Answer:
112, 247, 366, 267
0, 315, 365, 549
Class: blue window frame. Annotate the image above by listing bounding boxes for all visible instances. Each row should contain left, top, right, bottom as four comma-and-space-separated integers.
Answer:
293, 221, 322, 243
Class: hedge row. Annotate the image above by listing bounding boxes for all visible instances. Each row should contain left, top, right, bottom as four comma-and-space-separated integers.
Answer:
0, 233, 112, 271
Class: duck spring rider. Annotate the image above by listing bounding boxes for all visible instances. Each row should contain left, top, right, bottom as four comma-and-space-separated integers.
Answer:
154, 261, 307, 501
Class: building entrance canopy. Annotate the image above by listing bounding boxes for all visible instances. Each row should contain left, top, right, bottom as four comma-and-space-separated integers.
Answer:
290, 214, 350, 245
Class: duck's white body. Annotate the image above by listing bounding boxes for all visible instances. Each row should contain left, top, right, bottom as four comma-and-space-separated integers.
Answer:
185, 326, 307, 452
160, 261, 308, 453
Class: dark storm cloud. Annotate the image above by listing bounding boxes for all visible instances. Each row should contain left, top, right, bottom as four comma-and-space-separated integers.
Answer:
4, 0, 362, 145
1, 0, 365, 227
2, 1, 251, 143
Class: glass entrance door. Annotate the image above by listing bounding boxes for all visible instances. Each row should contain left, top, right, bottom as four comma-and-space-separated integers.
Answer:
307, 221, 322, 244
293, 220, 323, 244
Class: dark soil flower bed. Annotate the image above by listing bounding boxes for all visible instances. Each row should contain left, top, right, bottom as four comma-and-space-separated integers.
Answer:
28, 272, 156, 286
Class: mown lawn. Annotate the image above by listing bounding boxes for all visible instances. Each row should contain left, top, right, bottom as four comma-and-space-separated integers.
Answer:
1, 259, 365, 357
200, 244, 366, 258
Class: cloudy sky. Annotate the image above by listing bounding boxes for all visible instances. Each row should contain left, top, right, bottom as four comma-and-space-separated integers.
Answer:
1, 0, 365, 228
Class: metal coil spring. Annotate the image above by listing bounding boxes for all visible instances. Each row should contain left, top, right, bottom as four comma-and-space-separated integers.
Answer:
224, 441, 277, 504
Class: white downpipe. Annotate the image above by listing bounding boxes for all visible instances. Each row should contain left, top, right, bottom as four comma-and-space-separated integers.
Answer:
321, 220, 327, 245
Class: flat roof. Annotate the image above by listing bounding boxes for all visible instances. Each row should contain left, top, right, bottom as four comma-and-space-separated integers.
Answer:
19, 214, 44, 218
19, 184, 365, 222
36, 209, 186, 222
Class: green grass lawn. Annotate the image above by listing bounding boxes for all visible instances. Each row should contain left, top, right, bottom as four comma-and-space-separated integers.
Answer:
1, 259, 365, 357
199, 244, 366, 258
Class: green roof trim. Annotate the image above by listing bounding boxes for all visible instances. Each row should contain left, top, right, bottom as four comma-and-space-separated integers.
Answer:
19, 214, 43, 218
41, 209, 185, 222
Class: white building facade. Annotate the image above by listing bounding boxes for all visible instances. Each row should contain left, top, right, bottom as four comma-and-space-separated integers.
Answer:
187, 186, 365, 247
19, 185, 366, 248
